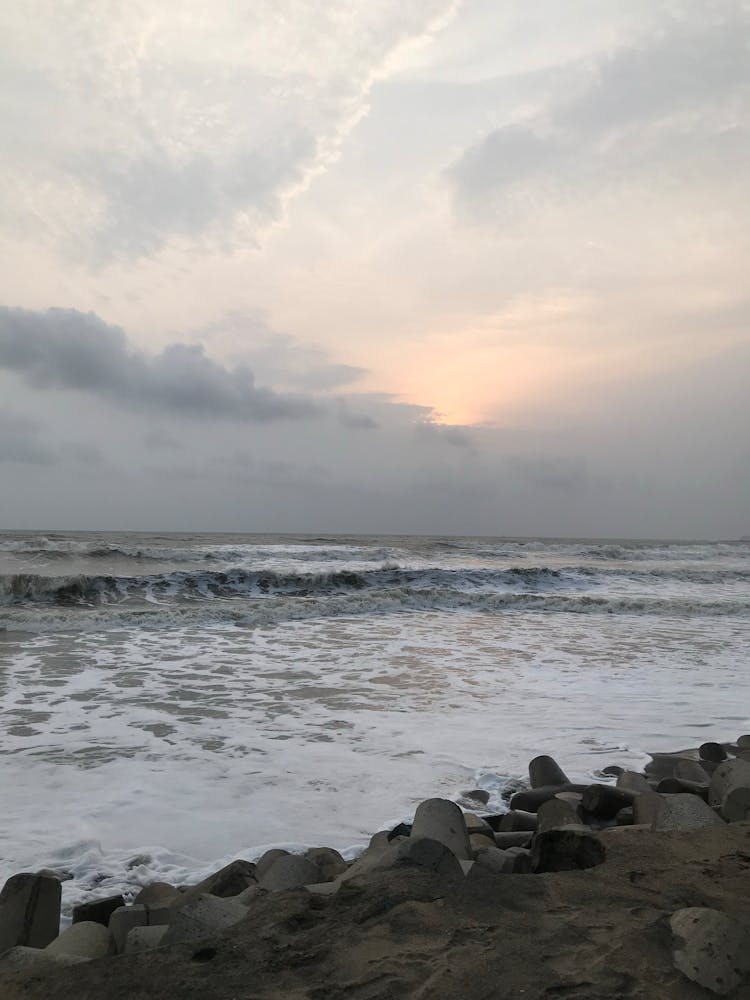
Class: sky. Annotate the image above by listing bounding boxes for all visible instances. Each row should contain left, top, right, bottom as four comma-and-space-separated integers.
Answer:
0, 0, 748, 538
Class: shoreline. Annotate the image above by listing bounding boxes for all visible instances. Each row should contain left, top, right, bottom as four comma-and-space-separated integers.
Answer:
2, 737, 750, 997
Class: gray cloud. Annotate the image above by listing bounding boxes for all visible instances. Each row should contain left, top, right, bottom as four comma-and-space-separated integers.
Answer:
415, 421, 473, 449
448, 10, 750, 217
0, 307, 317, 423
0, 409, 55, 465
505, 454, 590, 491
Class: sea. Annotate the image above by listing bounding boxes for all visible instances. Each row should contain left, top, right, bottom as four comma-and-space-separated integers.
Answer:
1, 530, 749, 919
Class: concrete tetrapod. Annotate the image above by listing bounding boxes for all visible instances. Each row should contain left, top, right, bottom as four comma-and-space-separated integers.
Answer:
671, 907, 750, 996
411, 798, 472, 861
708, 758, 750, 821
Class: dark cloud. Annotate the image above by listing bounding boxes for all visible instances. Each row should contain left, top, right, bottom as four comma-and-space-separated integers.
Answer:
0, 307, 318, 423
0, 409, 55, 465
448, 11, 750, 216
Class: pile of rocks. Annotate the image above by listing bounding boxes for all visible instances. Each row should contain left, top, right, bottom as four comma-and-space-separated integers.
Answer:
2, 734, 750, 996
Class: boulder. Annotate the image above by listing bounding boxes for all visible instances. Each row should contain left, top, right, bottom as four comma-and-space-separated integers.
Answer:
133, 883, 179, 906
187, 859, 256, 899
580, 784, 636, 820
493, 831, 533, 849
498, 810, 538, 833
72, 893, 125, 927
671, 907, 750, 996
235, 885, 267, 907
411, 798, 472, 861
674, 759, 711, 783
537, 798, 581, 833
528, 755, 569, 788
392, 837, 464, 878
258, 855, 321, 892
461, 789, 490, 805
124, 925, 168, 954
736, 734, 750, 750
254, 849, 290, 882
708, 758, 750, 821
616, 770, 653, 794
510, 784, 587, 813
387, 822, 413, 841
0, 872, 61, 952
651, 794, 724, 832
304, 847, 347, 882
699, 742, 728, 763
160, 894, 247, 946
530, 826, 605, 873
601, 764, 624, 777
45, 921, 113, 959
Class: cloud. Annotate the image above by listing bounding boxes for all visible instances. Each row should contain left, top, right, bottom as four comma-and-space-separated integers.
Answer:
505, 454, 590, 490
0, 408, 55, 465
448, 9, 750, 219
415, 420, 473, 449
0, 306, 317, 422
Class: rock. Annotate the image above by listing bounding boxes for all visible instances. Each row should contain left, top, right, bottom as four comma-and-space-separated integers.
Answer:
473, 847, 512, 874
72, 894, 125, 927
411, 798, 472, 861
392, 838, 464, 878
652, 794, 725, 832
368, 831, 392, 852
469, 833, 495, 856
671, 907, 750, 996
528, 755, 570, 788
699, 742, 728, 763
537, 798, 581, 833
737, 734, 750, 750
304, 847, 347, 882
0, 945, 87, 969
657, 776, 709, 799
258, 855, 321, 891
674, 759, 711, 783
633, 793, 664, 826
462, 788, 490, 805
304, 882, 341, 896
510, 784, 587, 812
644, 752, 691, 782
160, 894, 247, 946
708, 758, 750, 821
493, 831, 533, 849
580, 784, 636, 820
387, 822, 413, 841
530, 826, 606, 873
254, 849, 290, 882
463, 813, 493, 833
503, 847, 532, 873
187, 860, 256, 899
109, 906, 149, 954
498, 810, 538, 832
616, 770, 653, 794
235, 885, 267, 906
601, 764, 624, 776
124, 925, 168, 954
0, 872, 61, 952
133, 883, 179, 906
45, 921, 113, 959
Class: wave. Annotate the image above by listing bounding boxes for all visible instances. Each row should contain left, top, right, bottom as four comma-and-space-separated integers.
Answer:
0, 565, 564, 608
1, 586, 747, 634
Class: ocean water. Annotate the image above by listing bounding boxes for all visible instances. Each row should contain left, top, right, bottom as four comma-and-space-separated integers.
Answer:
1, 530, 749, 918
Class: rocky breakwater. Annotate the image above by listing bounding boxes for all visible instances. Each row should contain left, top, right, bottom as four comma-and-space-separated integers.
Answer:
2, 735, 750, 998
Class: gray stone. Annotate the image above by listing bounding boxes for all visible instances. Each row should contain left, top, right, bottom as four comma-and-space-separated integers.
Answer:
45, 921, 113, 959
235, 885, 267, 906
616, 770, 653, 794
498, 810, 538, 832
160, 894, 247, 946
304, 882, 341, 896
510, 784, 587, 812
462, 788, 490, 805
367, 831, 392, 853
503, 847, 532, 873
109, 905, 149, 954
411, 798, 472, 861
124, 924, 169, 954
699, 742, 728, 763
254, 849, 290, 882
671, 907, 750, 996
469, 833, 496, 856
493, 831, 533, 849
304, 847, 347, 882
473, 847, 511, 874
258, 854, 321, 891
0, 872, 61, 952
133, 882, 179, 906
537, 798, 581, 833
737, 734, 750, 750
393, 837, 464, 878
652, 793, 725, 832
528, 755, 569, 788
674, 759, 711, 783
463, 813, 493, 834
72, 893, 125, 927
530, 826, 606, 873
187, 859, 256, 899
708, 758, 750, 821
0, 945, 87, 969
